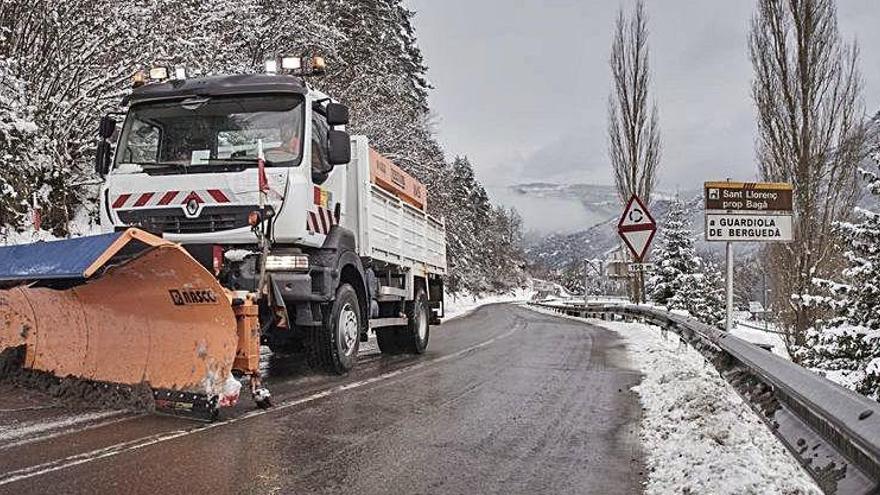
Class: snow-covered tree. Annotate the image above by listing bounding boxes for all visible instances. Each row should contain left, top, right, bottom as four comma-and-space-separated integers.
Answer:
648, 198, 698, 305
667, 260, 726, 328
648, 198, 724, 327
444, 156, 491, 292
799, 152, 880, 401
482, 206, 527, 292
0, 56, 43, 229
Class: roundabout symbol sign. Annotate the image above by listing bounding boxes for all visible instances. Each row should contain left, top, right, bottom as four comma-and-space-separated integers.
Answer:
617, 194, 656, 262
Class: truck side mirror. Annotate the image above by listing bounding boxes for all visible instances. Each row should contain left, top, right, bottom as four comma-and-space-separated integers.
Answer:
98, 115, 116, 139
326, 103, 349, 127
327, 130, 351, 165
95, 140, 111, 176
95, 115, 116, 176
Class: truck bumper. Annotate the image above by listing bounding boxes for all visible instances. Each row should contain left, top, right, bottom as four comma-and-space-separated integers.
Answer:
270, 266, 332, 302
270, 267, 334, 327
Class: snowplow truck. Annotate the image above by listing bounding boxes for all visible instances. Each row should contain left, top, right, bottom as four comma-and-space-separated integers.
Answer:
0, 62, 447, 418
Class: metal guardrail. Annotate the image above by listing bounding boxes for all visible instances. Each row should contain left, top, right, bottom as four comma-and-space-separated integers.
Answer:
531, 301, 880, 495
735, 318, 788, 335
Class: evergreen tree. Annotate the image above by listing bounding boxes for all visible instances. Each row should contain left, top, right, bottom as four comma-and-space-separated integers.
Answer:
648, 198, 724, 326
444, 156, 491, 292
800, 153, 880, 401
647, 198, 698, 305
668, 261, 725, 327
484, 206, 527, 292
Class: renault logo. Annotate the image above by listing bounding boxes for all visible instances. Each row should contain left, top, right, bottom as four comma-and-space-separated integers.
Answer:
185, 198, 200, 217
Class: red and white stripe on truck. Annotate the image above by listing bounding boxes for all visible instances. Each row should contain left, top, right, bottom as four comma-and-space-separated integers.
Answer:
111, 189, 234, 209
307, 186, 339, 235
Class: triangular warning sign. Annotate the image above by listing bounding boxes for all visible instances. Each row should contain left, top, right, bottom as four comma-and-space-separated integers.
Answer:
617, 195, 657, 262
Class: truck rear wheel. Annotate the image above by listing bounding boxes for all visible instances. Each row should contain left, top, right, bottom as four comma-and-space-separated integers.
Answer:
306, 283, 361, 374
375, 290, 430, 355
400, 289, 430, 354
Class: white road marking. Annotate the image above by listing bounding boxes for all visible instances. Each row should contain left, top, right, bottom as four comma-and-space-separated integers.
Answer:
0, 322, 523, 486
0, 411, 125, 444
0, 414, 142, 451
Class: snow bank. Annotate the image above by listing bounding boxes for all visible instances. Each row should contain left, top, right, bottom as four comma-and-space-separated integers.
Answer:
444, 287, 533, 321
730, 321, 790, 359
597, 319, 820, 495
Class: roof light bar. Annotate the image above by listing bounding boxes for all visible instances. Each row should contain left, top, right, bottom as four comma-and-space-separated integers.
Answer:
281, 56, 301, 70
132, 70, 148, 88
149, 67, 168, 81
264, 55, 328, 77
311, 56, 326, 75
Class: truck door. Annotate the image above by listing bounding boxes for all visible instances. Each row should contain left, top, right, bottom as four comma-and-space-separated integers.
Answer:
305, 106, 347, 238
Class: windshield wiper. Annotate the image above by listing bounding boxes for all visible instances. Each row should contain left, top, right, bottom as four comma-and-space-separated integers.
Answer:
138, 161, 190, 169
198, 158, 276, 165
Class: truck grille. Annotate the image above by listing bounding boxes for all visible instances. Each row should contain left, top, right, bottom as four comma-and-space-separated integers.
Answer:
117, 206, 254, 234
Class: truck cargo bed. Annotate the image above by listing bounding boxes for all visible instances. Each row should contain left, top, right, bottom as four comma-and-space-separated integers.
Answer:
343, 136, 446, 276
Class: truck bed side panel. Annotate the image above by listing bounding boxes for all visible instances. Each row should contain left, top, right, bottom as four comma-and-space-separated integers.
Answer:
343, 136, 447, 275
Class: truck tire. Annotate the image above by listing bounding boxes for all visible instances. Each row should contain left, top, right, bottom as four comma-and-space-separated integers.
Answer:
306, 283, 361, 374
399, 289, 430, 354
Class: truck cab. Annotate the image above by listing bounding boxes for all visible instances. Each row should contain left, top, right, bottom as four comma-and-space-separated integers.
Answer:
99, 73, 344, 247
96, 65, 446, 376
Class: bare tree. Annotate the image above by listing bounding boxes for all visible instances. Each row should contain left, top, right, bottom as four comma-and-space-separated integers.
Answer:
608, 0, 661, 206
749, 0, 868, 354
607, 0, 661, 303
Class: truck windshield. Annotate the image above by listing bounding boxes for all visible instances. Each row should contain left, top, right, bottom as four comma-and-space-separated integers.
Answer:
114, 94, 304, 172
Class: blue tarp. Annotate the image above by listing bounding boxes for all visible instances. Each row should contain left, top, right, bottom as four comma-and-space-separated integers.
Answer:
0, 232, 124, 281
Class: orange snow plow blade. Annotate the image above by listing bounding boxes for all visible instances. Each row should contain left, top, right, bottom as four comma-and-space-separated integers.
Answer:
0, 229, 242, 416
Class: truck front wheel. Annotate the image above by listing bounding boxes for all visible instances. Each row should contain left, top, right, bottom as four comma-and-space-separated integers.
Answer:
306, 283, 361, 374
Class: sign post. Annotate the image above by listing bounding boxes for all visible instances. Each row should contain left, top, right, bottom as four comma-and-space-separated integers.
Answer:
726, 241, 733, 331
617, 195, 657, 304
704, 181, 793, 330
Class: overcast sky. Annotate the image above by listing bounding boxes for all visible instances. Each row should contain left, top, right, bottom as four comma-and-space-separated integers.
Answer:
407, 0, 880, 196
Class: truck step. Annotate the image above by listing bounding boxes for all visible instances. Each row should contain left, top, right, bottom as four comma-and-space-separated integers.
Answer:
376, 286, 406, 301
369, 317, 408, 330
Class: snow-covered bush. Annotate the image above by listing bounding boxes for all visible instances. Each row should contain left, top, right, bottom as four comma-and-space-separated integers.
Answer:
0, 57, 40, 228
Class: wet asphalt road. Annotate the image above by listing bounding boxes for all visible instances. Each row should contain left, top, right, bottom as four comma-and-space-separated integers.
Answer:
0, 304, 645, 495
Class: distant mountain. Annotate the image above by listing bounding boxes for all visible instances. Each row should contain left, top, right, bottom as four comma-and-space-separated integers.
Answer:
526, 195, 702, 269
520, 187, 708, 270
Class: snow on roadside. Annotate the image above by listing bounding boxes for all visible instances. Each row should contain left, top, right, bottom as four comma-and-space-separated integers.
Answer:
600, 320, 820, 495
443, 287, 533, 321
730, 321, 790, 359
525, 305, 820, 494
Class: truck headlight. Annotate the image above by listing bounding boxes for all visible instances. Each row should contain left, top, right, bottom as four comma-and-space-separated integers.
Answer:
265, 254, 309, 272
